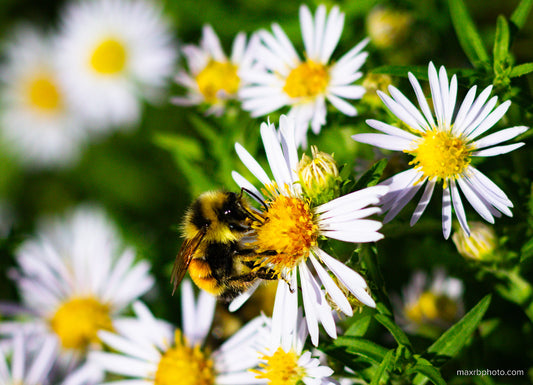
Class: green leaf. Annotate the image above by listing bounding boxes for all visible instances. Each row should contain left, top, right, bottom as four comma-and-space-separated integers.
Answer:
345, 314, 373, 337
425, 294, 492, 366
411, 361, 447, 385
353, 159, 388, 191
509, 62, 533, 78
371, 65, 428, 79
374, 314, 412, 349
493, 15, 510, 73
333, 336, 389, 364
370, 349, 394, 385
448, 0, 490, 66
511, 0, 533, 30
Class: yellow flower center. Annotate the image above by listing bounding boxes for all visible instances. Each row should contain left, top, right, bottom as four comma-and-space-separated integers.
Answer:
90, 38, 128, 75
27, 75, 62, 112
408, 130, 473, 187
405, 291, 458, 324
251, 186, 318, 275
155, 331, 215, 385
252, 347, 305, 385
195, 61, 240, 103
283, 60, 329, 99
49, 297, 113, 351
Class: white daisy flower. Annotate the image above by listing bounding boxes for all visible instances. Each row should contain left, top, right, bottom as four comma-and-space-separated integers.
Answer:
231, 115, 388, 345
393, 269, 464, 333
352, 62, 528, 239
172, 24, 258, 116
0, 25, 87, 167
252, 309, 335, 385
239, 4, 368, 147
0, 205, 154, 367
0, 333, 102, 385
89, 280, 270, 385
55, 0, 177, 130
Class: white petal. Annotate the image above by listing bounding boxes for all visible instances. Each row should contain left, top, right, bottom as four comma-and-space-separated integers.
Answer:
428, 62, 444, 127
231, 171, 265, 202
300, 4, 314, 59
88, 352, 154, 378
467, 100, 511, 140
455, 85, 493, 135
452, 85, 478, 135
316, 248, 375, 307
329, 85, 365, 100
25, 337, 57, 384
456, 177, 494, 223
383, 181, 424, 223
388, 86, 431, 132
299, 264, 320, 346
450, 179, 470, 236
194, 290, 217, 345
365, 119, 419, 141
410, 180, 436, 226
260, 121, 293, 186
202, 25, 226, 61
377, 90, 424, 132
235, 142, 272, 187
326, 93, 357, 116
320, 6, 344, 63
351, 133, 412, 151
230, 32, 246, 64
473, 126, 528, 149
312, 5, 327, 60
472, 143, 525, 156
408, 72, 435, 129
228, 280, 261, 312
442, 186, 452, 239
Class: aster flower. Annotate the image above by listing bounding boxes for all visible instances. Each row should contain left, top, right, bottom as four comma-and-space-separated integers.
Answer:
0, 206, 154, 367
172, 25, 257, 116
352, 62, 528, 239
0, 333, 102, 385
239, 4, 368, 147
252, 309, 335, 385
393, 269, 464, 334
55, 0, 177, 130
89, 280, 270, 385
0, 25, 87, 167
231, 115, 387, 345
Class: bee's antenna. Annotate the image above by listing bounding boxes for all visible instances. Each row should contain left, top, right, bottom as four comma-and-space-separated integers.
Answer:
241, 187, 268, 211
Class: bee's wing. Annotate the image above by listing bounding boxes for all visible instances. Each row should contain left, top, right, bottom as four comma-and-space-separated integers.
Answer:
171, 228, 206, 295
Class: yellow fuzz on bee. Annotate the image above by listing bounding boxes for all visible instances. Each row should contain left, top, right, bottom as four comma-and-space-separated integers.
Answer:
90, 38, 128, 75
49, 297, 113, 351
251, 186, 318, 274
283, 59, 329, 99
405, 291, 459, 324
27, 75, 62, 112
155, 330, 215, 385
195, 61, 240, 104
252, 347, 305, 385
408, 130, 472, 188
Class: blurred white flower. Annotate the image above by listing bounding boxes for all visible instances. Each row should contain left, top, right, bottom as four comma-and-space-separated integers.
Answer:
0, 205, 154, 368
240, 4, 368, 147
89, 280, 270, 385
172, 24, 257, 116
0, 25, 87, 168
393, 269, 464, 334
56, 0, 177, 130
0, 333, 102, 385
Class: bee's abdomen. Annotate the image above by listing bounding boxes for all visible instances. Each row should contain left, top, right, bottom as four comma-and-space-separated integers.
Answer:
189, 259, 222, 296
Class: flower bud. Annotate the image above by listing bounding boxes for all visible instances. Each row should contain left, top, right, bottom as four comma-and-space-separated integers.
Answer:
452, 221, 498, 261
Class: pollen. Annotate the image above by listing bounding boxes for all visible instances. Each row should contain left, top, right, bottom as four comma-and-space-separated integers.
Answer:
408, 130, 473, 187
283, 60, 329, 99
49, 297, 113, 351
27, 75, 62, 112
405, 291, 458, 324
90, 38, 128, 75
195, 61, 240, 103
154, 330, 215, 385
252, 347, 305, 385
251, 188, 318, 274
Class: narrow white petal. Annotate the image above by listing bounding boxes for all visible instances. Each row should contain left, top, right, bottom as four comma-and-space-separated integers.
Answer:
329, 85, 365, 100
312, 5, 327, 60
228, 280, 261, 312
452, 85, 478, 135
217, 372, 266, 385
365, 119, 419, 140
202, 25, 226, 61
473, 126, 528, 149
467, 100, 511, 140
300, 4, 314, 58
231, 171, 265, 202
89, 352, 154, 378
388, 86, 432, 131
450, 179, 470, 236
456, 86, 494, 135
316, 185, 388, 214
445, 74, 458, 128
235, 142, 272, 187
12, 333, 23, 381
260, 121, 293, 186
271, 24, 300, 64
377, 91, 425, 132
326, 93, 357, 116
231, 32, 246, 63
410, 180, 436, 226
180, 279, 195, 343
319, 207, 382, 226
408, 72, 435, 129
310, 253, 352, 316
383, 181, 424, 223
322, 228, 384, 243
352, 133, 412, 151
316, 248, 375, 307
442, 186, 452, 239
194, 290, 217, 345
472, 143, 525, 156
457, 177, 494, 223
428, 62, 444, 127
299, 264, 320, 346
25, 337, 57, 384
279, 115, 299, 176
320, 7, 344, 63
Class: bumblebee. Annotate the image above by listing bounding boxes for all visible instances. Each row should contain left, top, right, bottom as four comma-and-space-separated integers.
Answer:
171, 190, 277, 301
